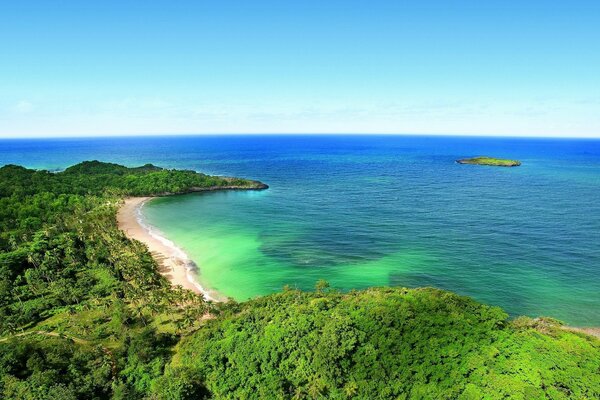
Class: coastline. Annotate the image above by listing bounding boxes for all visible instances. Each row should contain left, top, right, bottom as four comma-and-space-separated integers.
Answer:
117, 197, 227, 302
114, 196, 600, 336
564, 326, 600, 339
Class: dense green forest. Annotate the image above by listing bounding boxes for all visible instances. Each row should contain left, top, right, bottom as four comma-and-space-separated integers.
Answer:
0, 161, 598, 399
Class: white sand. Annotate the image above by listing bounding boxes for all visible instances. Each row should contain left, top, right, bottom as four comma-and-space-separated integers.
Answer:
117, 197, 225, 302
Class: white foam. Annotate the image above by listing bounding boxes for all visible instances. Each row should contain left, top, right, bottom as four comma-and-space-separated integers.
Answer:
135, 199, 218, 302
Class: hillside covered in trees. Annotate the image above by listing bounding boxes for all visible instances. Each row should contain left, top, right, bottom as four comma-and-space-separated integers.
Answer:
0, 161, 598, 399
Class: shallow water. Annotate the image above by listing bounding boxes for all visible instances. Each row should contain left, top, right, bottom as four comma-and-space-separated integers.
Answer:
2, 135, 599, 325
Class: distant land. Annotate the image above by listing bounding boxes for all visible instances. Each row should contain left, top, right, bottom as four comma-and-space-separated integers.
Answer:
457, 156, 522, 167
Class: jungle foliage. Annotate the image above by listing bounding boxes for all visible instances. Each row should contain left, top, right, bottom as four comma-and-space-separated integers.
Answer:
162, 287, 600, 400
0, 161, 257, 399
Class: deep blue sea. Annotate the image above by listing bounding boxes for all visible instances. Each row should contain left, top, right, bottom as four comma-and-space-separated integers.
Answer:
1, 135, 599, 326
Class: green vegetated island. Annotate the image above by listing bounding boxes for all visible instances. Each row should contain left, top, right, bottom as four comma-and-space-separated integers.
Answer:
457, 156, 522, 167
0, 161, 598, 399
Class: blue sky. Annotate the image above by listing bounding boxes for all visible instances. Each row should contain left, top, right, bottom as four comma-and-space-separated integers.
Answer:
1, 1, 599, 137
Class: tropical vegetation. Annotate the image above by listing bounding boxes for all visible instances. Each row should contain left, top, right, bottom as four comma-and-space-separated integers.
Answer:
456, 156, 521, 167
1, 161, 597, 399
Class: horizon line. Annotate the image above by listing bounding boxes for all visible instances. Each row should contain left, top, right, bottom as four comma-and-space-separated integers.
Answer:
1, 132, 600, 140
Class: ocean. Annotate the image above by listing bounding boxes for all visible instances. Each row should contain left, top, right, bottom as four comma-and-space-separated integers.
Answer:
1, 135, 599, 325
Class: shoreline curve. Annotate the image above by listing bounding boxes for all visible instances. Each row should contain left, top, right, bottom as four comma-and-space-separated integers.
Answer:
117, 196, 227, 302
116, 197, 600, 338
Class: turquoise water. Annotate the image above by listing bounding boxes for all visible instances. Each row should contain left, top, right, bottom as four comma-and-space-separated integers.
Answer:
1, 135, 599, 325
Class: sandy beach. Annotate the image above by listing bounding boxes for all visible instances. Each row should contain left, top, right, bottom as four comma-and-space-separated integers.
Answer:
117, 197, 225, 302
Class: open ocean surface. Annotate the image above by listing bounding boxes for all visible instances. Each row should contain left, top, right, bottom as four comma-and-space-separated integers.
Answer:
1, 135, 599, 326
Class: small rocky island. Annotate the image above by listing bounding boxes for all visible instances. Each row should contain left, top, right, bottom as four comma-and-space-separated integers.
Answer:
457, 156, 521, 167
